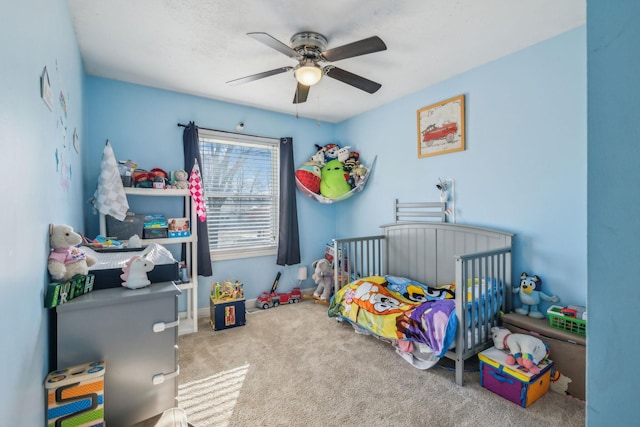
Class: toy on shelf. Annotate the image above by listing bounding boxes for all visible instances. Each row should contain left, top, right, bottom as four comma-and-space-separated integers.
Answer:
173, 169, 189, 189
48, 224, 97, 282
130, 167, 170, 189
490, 326, 550, 375
118, 159, 137, 187
513, 272, 559, 319
295, 142, 376, 204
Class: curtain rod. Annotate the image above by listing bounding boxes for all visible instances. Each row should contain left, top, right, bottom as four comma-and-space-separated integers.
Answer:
177, 122, 277, 140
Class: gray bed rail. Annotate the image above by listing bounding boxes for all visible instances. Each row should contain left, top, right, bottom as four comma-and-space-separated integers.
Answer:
449, 247, 513, 385
333, 235, 385, 290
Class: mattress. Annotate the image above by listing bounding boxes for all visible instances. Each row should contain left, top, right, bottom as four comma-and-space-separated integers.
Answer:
85, 243, 179, 290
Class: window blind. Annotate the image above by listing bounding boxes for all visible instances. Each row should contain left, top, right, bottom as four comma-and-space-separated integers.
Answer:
199, 130, 279, 258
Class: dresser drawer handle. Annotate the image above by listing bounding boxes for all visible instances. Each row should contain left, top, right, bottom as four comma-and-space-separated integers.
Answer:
153, 319, 179, 332
152, 366, 180, 385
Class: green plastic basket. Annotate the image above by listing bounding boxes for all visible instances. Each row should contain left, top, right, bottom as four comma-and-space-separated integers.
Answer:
547, 305, 586, 336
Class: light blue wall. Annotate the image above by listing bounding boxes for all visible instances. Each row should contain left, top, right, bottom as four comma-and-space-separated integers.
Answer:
84, 78, 338, 303
587, 1, 640, 425
337, 28, 587, 309
0, 0, 86, 425
10, 0, 636, 423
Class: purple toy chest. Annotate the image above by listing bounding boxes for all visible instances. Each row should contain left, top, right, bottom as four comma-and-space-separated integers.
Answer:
479, 347, 553, 408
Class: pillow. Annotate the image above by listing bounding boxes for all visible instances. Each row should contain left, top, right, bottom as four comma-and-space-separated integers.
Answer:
385, 275, 454, 303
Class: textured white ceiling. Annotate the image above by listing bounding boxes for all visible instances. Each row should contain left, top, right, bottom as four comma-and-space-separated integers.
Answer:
68, 0, 585, 123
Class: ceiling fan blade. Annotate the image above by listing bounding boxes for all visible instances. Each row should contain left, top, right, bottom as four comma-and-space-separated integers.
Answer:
248, 32, 301, 59
226, 67, 293, 86
293, 83, 310, 104
324, 66, 381, 94
321, 36, 387, 62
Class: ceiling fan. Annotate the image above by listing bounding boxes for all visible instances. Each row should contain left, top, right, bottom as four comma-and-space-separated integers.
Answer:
226, 31, 387, 104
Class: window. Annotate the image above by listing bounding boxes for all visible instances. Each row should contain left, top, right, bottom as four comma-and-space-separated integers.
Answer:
198, 129, 279, 260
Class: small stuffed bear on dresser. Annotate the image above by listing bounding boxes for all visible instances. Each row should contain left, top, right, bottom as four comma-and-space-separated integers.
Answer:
48, 224, 97, 282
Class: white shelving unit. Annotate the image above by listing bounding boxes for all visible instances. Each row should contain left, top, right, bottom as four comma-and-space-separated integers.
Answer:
99, 187, 198, 335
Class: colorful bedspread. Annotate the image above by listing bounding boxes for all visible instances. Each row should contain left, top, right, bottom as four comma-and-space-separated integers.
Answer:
328, 276, 457, 357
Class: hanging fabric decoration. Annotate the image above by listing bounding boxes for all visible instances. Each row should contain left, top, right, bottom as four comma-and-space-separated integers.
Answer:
92, 140, 129, 220
189, 159, 206, 222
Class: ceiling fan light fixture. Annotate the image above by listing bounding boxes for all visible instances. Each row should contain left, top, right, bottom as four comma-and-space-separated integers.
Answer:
294, 64, 323, 86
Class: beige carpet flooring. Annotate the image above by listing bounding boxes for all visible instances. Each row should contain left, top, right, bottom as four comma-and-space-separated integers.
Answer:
177, 299, 585, 427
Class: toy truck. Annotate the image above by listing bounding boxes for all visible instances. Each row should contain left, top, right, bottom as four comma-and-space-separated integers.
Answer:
256, 287, 302, 309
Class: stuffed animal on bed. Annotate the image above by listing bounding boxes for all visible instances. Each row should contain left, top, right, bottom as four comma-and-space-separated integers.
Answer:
48, 224, 97, 282
312, 258, 334, 303
513, 272, 559, 318
491, 326, 549, 374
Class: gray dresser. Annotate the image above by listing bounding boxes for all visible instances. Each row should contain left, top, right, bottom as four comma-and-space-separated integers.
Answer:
56, 282, 181, 426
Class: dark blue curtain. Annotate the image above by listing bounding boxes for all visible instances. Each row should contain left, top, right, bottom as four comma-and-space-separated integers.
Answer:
183, 122, 213, 277
276, 137, 301, 266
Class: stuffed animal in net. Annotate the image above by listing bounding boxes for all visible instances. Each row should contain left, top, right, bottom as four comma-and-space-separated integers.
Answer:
48, 224, 97, 282
491, 326, 550, 374
120, 255, 155, 289
312, 258, 334, 303
513, 272, 559, 318
320, 159, 352, 199
173, 169, 189, 189
295, 162, 322, 194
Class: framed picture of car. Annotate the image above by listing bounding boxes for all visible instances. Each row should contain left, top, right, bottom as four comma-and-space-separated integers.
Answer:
417, 94, 465, 158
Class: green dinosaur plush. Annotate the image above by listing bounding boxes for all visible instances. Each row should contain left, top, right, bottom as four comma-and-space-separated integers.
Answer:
320, 159, 352, 199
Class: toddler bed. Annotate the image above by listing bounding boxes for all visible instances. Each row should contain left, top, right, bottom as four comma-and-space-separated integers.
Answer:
328, 201, 514, 385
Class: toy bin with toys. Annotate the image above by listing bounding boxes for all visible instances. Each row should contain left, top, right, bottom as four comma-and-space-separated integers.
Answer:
45, 360, 106, 426
209, 280, 246, 331
479, 347, 553, 408
547, 305, 587, 336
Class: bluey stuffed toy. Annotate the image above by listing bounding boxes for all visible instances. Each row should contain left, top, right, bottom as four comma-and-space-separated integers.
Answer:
513, 272, 559, 318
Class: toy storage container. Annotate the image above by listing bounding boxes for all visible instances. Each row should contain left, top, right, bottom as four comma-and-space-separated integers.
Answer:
45, 360, 105, 426
210, 296, 246, 331
106, 212, 144, 240
547, 305, 587, 336
479, 347, 553, 408
168, 217, 191, 238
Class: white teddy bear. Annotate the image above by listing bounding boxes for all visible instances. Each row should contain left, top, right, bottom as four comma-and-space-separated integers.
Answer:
491, 326, 549, 374
48, 224, 97, 282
